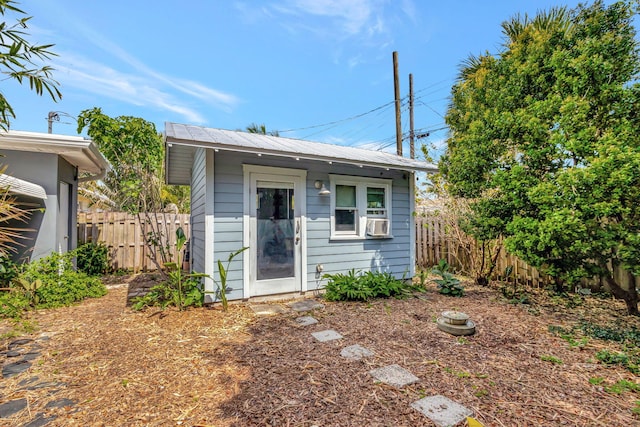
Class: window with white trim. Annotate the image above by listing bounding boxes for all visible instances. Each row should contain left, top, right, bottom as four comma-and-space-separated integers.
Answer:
329, 175, 392, 239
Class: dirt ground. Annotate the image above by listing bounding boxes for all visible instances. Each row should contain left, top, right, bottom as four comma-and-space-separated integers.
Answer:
2, 274, 640, 426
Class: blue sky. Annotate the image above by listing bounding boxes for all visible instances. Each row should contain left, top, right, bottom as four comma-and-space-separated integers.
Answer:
4, 0, 618, 159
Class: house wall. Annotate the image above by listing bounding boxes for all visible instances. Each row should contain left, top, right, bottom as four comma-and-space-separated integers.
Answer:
190, 148, 207, 276
2, 150, 60, 262
211, 150, 413, 300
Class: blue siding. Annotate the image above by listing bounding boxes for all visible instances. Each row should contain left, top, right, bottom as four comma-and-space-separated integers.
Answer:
190, 148, 206, 275
208, 151, 413, 299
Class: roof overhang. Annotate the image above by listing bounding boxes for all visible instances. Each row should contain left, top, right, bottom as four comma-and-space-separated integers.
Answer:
0, 130, 111, 176
164, 122, 438, 186
0, 173, 47, 199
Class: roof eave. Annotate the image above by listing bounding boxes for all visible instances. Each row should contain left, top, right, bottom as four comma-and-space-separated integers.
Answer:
165, 136, 437, 174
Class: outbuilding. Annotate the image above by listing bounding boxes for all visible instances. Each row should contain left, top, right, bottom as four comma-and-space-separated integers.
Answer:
164, 123, 436, 301
0, 130, 110, 262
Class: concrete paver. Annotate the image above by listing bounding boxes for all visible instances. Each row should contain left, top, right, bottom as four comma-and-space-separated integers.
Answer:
340, 344, 374, 360
295, 316, 318, 326
411, 395, 473, 427
311, 329, 343, 342
369, 364, 419, 388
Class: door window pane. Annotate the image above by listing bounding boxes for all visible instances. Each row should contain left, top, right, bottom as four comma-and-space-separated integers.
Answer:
257, 187, 294, 280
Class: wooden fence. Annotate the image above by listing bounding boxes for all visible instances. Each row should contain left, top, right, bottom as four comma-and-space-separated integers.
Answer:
415, 214, 639, 292
78, 212, 190, 272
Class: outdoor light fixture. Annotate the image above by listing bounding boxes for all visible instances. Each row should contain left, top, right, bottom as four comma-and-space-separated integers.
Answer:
314, 180, 331, 196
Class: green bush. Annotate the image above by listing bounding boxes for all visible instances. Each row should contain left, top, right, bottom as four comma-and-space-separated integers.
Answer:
76, 242, 111, 276
132, 276, 203, 311
15, 251, 106, 310
322, 269, 411, 301
0, 291, 29, 319
432, 259, 464, 297
0, 255, 18, 287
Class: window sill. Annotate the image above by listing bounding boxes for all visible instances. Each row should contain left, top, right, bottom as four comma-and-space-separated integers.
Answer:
329, 234, 394, 242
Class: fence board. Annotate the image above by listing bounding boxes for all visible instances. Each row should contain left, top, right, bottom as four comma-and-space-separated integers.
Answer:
78, 212, 190, 272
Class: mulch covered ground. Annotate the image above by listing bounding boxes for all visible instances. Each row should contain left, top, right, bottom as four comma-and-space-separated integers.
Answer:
1, 274, 640, 426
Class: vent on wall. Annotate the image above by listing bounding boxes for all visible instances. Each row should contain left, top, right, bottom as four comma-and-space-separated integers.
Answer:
366, 218, 390, 237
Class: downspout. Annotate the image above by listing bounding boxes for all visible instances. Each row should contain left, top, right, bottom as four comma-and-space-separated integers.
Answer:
78, 168, 107, 183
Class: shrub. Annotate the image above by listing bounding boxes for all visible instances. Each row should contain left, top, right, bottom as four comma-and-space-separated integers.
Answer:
432, 259, 464, 297
0, 255, 18, 287
15, 251, 106, 310
322, 269, 411, 301
76, 242, 111, 276
0, 291, 29, 319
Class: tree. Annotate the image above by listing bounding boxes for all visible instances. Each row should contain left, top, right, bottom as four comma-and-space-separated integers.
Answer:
77, 108, 186, 272
244, 122, 279, 136
0, 0, 61, 130
441, 1, 640, 315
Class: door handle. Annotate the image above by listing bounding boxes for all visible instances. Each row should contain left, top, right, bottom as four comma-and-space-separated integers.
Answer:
295, 236, 300, 244
296, 220, 300, 234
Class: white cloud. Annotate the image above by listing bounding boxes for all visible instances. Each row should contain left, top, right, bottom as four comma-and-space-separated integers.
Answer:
45, 18, 240, 123
53, 53, 207, 124
267, 0, 418, 68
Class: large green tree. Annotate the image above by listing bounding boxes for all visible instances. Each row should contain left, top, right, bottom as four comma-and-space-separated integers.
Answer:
77, 108, 189, 272
441, 1, 640, 314
0, 0, 61, 130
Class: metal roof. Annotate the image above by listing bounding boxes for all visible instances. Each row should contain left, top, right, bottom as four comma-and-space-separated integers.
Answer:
0, 130, 110, 175
165, 122, 438, 185
0, 173, 47, 199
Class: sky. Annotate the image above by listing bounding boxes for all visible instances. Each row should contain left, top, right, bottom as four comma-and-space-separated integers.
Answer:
2, 0, 623, 160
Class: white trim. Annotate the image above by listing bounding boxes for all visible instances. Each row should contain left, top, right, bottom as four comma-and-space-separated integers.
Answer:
328, 174, 392, 240
204, 149, 216, 301
409, 172, 416, 277
243, 165, 307, 298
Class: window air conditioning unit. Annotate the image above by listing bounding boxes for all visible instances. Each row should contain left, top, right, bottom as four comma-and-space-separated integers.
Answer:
366, 218, 390, 237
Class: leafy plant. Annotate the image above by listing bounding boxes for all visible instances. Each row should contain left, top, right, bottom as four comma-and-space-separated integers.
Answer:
432, 259, 464, 297
0, 291, 29, 319
11, 277, 43, 307
0, 251, 107, 318
595, 349, 640, 374
211, 247, 248, 311
76, 242, 111, 276
0, 254, 18, 287
604, 380, 640, 395
132, 227, 207, 311
540, 354, 563, 365
322, 269, 412, 302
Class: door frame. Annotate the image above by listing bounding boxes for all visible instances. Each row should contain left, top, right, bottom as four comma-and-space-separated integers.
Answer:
242, 165, 307, 298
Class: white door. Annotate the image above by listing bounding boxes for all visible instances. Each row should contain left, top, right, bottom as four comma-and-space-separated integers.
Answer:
246, 168, 305, 297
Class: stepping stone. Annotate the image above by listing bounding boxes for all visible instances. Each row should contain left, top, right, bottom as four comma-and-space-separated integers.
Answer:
23, 413, 57, 427
250, 304, 288, 316
22, 352, 42, 361
311, 329, 343, 342
0, 398, 27, 418
8, 338, 33, 349
295, 316, 318, 326
290, 299, 324, 312
6, 350, 24, 357
45, 398, 76, 409
411, 395, 473, 427
2, 360, 32, 378
341, 344, 375, 360
369, 364, 419, 388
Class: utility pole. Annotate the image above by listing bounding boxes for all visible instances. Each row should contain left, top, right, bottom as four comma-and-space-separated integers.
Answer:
393, 51, 402, 156
409, 73, 415, 159
47, 111, 57, 133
